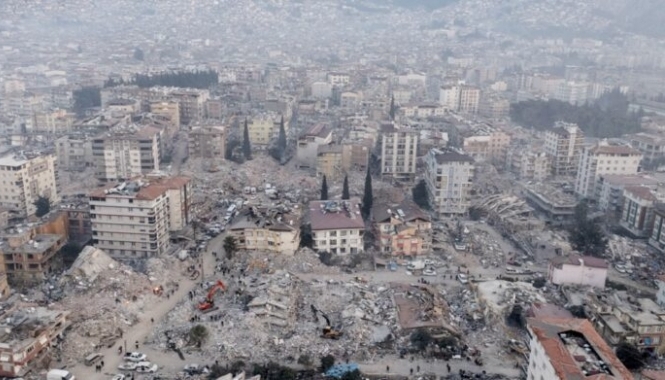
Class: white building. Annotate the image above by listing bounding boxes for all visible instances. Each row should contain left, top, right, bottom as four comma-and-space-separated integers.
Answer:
92, 125, 162, 182
526, 318, 633, 380
544, 122, 585, 177
548, 255, 608, 288
0, 153, 60, 216
56, 136, 93, 171
575, 142, 642, 198
438, 85, 480, 114
424, 148, 475, 216
327, 72, 350, 86
89, 176, 192, 260
311, 82, 332, 99
380, 123, 418, 182
309, 199, 364, 255
297, 124, 332, 169
555, 81, 589, 105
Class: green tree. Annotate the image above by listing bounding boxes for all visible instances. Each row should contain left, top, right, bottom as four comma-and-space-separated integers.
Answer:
242, 118, 252, 160
320, 175, 329, 200
34, 196, 51, 217
616, 342, 644, 370
320, 355, 335, 372
277, 115, 287, 157
389, 95, 396, 120
188, 324, 209, 347
568, 200, 608, 257
412, 180, 430, 210
223, 236, 238, 260
341, 175, 350, 200
410, 328, 432, 351
361, 167, 373, 219
72, 87, 101, 115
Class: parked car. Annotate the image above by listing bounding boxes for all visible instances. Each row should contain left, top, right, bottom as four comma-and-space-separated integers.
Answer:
457, 273, 469, 284
423, 268, 437, 276
112, 374, 126, 380
135, 362, 158, 373
118, 362, 138, 371
124, 352, 147, 362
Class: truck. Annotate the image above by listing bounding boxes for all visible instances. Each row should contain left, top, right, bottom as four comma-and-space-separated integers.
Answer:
47, 369, 75, 380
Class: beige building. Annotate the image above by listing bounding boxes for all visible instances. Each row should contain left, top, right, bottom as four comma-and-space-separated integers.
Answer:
92, 125, 162, 181
424, 148, 475, 216
1, 229, 66, 280
188, 125, 226, 159
575, 142, 642, 198
620, 186, 658, 237
31, 109, 74, 133
165, 88, 209, 125
372, 201, 431, 256
380, 123, 418, 182
247, 114, 289, 146
438, 85, 480, 114
511, 150, 550, 181
0, 154, 59, 216
55, 136, 93, 171
316, 143, 370, 181
309, 199, 364, 255
297, 124, 333, 169
89, 176, 191, 260
544, 122, 585, 177
463, 131, 510, 163
150, 101, 181, 129
228, 206, 301, 255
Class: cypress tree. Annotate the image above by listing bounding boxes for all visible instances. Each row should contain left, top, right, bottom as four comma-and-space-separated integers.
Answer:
242, 118, 252, 159
277, 115, 287, 158
389, 95, 396, 120
342, 175, 350, 200
361, 167, 373, 219
321, 175, 329, 201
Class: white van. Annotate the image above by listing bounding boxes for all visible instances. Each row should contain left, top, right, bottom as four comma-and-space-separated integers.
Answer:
47, 369, 76, 380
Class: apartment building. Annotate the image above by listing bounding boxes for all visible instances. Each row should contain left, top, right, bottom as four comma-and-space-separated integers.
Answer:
479, 97, 510, 119
247, 114, 288, 146
372, 201, 431, 256
463, 131, 510, 163
188, 125, 226, 159
526, 318, 632, 380
55, 136, 93, 171
620, 186, 659, 237
92, 125, 161, 182
575, 142, 642, 198
438, 85, 480, 114
555, 81, 590, 105
650, 208, 665, 254
297, 124, 333, 169
544, 122, 585, 177
327, 72, 350, 86
165, 88, 209, 125
400, 104, 446, 119
60, 200, 92, 244
1, 228, 66, 280
316, 145, 344, 181
0, 307, 70, 378
309, 199, 364, 255
0, 154, 59, 217
628, 132, 665, 164
340, 92, 362, 109
424, 148, 475, 216
548, 255, 608, 288
89, 176, 192, 260
596, 174, 659, 215
510, 150, 550, 181
149, 101, 181, 129
228, 205, 301, 255
380, 124, 418, 182
31, 109, 74, 133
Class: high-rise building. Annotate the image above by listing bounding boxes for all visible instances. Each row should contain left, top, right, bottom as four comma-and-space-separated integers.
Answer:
188, 125, 226, 159
575, 142, 642, 198
424, 148, 475, 216
297, 124, 332, 169
150, 101, 181, 129
89, 175, 192, 260
380, 123, 418, 182
0, 153, 59, 216
55, 136, 93, 171
544, 122, 585, 177
438, 85, 480, 114
92, 125, 162, 182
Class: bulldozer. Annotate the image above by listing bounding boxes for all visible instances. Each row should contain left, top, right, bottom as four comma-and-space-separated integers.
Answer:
311, 305, 343, 340
198, 280, 227, 311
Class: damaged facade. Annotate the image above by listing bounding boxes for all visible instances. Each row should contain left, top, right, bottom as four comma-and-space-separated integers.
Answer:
229, 205, 301, 255
372, 200, 431, 256
309, 199, 365, 255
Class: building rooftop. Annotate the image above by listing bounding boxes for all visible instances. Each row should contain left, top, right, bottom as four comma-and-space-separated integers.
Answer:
1, 234, 62, 254
551, 255, 608, 269
624, 186, 657, 202
309, 199, 364, 231
372, 200, 430, 224
590, 143, 641, 156
430, 148, 474, 164
0, 307, 69, 350
229, 205, 300, 233
302, 123, 331, 138
528, 317, 633, 380
89, 176, 191, 200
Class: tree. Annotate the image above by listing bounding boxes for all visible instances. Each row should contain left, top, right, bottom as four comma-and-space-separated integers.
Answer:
34, 196, 51, 217
410, 328, 432, 351
223, 236, 238, 260
320, 175, 329, 200
568, 200, 608, 257
616, 342, 645, 370
341, 175, 350, 200
133, 47, 145, 61
320, 355, 335, 373
72, 87, 101, 115
188, 324, 209, 347
242, 118, 252, 160
389, 96, 396, 120
412, 180, 430, 210
361, 167, 373, 219
277, 115, 287, 159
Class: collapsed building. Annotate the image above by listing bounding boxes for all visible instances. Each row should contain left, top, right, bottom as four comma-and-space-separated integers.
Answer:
228, 204, 302, 255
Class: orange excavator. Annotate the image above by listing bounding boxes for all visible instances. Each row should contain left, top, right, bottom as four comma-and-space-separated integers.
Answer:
198, 280, 226, 311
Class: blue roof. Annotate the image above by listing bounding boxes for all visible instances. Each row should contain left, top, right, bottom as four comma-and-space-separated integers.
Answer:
325, 363, 359, 378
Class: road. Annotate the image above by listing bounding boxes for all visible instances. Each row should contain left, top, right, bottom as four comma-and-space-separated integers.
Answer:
69, 234, 222, 379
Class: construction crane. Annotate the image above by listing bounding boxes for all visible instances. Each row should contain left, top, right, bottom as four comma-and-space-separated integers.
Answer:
198, 280, 226, 311
310, 305, 343, 340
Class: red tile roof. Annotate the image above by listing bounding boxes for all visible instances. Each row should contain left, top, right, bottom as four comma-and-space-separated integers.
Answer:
551, 255, 608, 269
309, 199, 364, 231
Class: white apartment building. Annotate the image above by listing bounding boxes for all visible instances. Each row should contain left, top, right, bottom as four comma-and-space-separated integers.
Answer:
92, 125, 162, 182
438, 85, 481, 114
327, 72, 350, 86
511, 151, 550, 181
544, 122, 585, 177
309, 199, 364, 255
424, 148, 475, 216
555, 81, 589, 105
575, 142, 642, 198
380, 124, 418, 182
31, 109, 74, 133
548, 255, 608, 288
297, 124, 332, 169
89, 176, 192, 260
526, 318, 632, 380
0, 154, 60, 217
439, 85, 460, 111
56, 136, 93, 171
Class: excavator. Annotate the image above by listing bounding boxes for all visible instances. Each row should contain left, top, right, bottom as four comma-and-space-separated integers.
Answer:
198, 280, 227, 311
311, 305, 343, 340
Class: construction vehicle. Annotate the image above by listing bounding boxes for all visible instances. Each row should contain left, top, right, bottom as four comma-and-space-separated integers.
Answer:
198, 280, 226, 311
311, 305, 343, 339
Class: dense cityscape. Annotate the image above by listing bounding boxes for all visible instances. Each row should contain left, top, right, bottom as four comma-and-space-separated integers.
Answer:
2, 0, 665, 379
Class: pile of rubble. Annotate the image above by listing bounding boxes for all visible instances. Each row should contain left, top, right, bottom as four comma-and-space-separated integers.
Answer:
55, 247, 160, 364
147, 252, 396, 363
475, 280, 545, 318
